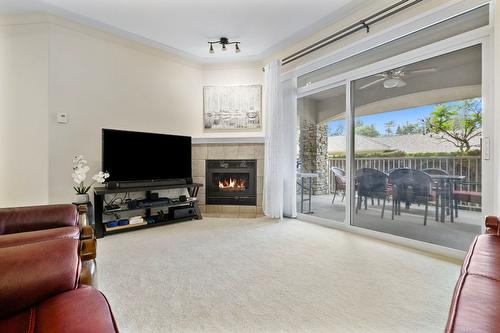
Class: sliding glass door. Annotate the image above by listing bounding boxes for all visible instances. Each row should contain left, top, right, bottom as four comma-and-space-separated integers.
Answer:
297, 84, 346, 223
294, 4, 491, 252
351, 46, 482, 250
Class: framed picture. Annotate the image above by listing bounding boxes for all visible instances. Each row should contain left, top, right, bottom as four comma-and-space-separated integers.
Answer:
203, 85, 262, 130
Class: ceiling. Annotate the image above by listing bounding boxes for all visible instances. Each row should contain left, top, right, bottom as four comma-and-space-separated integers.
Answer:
0, 0, 366, 63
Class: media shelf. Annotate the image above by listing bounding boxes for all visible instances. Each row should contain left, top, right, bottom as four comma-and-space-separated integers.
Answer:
93, 183, 203, 238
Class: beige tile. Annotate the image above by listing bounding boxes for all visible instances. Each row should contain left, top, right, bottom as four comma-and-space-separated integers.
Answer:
196, 194, 205, 205
239, 206, 256, 214
257, 159, 264, 176
255, 144, 265, 159
223, 144, 239, 159
257, 176, 263, 194
239, 206, 256, 218
237, 144, 255, 159
206, 205, 223, 214
207, 145, 224, 159
192, 160, 205, 177
193, 177, 205, 193
222, 205, 239, 214
192, 145, 208, 160
257, 193, 263, 207
197, 204, 205, 213
256, 206, 265, 217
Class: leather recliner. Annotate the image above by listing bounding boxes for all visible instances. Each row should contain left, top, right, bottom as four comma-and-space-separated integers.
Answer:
0, 237, 118, 332
0, 204, 97, 285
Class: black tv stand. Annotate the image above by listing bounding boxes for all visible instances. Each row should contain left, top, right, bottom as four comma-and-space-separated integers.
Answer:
93, 183, 203, 238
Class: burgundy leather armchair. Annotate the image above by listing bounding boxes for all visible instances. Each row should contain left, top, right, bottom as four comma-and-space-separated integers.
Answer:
0, 204, 97, 285
445, 216, 500, 332
0, 237, 118, 332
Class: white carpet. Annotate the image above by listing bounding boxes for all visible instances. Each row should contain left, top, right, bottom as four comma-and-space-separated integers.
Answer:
97, 218, 460, 333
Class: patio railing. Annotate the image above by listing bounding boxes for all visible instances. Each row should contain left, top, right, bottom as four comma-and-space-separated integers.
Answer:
328, 156, 482, 209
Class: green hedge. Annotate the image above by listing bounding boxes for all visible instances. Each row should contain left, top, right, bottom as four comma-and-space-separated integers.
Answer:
329, 149, 481, 159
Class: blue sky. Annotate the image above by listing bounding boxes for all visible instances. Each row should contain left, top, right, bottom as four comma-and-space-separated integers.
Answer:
328, 104, 435, 135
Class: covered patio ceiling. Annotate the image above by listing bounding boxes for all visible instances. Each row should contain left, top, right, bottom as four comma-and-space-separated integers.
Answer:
299, 45, 482, 124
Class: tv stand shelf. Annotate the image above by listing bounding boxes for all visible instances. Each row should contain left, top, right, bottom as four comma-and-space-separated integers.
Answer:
93, 183, 203, 238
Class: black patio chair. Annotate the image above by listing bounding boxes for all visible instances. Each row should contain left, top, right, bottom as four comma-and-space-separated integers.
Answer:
331, 167, 346, 204
423, 168, 449, 220
355, 168, 389, 218
389, 168, 433, 225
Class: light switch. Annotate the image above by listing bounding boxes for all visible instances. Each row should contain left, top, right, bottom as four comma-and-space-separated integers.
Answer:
57, 112, 68, 124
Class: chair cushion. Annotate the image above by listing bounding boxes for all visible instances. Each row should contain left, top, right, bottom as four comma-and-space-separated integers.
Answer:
0, 226, 80, 249
453, 191, 482, 204
0, 204, 78, 235
0, 286, 118, 333
0, 238, 80, 318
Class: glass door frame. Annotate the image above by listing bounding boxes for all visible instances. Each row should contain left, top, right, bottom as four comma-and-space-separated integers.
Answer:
292, 11, 494, 258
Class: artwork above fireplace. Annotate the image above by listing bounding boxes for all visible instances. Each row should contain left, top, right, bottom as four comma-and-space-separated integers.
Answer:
206, 160, 257, 206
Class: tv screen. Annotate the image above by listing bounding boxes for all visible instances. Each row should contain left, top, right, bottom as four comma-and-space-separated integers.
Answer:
102, 129, 192, 184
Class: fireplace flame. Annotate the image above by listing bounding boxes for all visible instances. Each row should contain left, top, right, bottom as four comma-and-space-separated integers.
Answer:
218, 177, 246, 191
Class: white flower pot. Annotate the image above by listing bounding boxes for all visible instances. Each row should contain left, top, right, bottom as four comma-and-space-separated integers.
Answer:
74, 193, 90, 204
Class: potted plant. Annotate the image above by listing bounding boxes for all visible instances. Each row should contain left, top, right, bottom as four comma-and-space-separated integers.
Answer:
72, 155, 109, 203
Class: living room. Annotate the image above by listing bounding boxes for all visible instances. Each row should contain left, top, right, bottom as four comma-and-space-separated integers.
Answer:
1, 0, 500, 332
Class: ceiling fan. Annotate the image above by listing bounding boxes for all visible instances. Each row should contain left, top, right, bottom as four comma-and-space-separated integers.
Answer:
358, 67, 437, 90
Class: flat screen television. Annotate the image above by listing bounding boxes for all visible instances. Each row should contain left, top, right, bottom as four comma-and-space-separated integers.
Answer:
102, 129, 192, 186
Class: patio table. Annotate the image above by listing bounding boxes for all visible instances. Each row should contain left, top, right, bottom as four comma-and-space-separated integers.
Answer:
297, 172, 318, 214
429, 174, 465, 223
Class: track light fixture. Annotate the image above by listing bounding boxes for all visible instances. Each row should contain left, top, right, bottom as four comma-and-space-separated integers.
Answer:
208, 37, 241, 54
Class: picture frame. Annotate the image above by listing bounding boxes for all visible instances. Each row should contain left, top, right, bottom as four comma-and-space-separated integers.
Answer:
203, 85, 262, 131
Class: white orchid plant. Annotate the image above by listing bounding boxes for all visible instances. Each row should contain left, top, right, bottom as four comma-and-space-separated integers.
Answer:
72, 155, 110, 194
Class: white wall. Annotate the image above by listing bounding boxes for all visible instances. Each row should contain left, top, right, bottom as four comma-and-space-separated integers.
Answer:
0, 22, 49, 206
47, 22, 207, 203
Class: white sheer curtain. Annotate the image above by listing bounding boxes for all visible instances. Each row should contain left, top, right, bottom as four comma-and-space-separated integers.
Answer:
263, 60, 297, 219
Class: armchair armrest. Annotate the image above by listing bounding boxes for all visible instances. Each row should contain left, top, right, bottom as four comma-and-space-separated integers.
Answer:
0, 238, 80, 318
485, 216, 500, 235
0, 204, 78, 235
80, 225, 94, 240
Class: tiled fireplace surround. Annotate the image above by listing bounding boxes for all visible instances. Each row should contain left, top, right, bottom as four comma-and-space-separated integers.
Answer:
192, 143, 264, 218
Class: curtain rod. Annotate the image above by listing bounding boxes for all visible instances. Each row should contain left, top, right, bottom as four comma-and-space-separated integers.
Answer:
281, 0, 423, 66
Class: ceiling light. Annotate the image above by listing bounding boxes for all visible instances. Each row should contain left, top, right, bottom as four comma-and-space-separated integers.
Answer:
383, 78, 400, 89
208, 37, 241, 54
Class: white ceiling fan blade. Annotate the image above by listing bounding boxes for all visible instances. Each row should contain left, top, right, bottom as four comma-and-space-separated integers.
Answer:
396, 79, 407, 87
408, 68, 437, 74
358, 78, 385, 90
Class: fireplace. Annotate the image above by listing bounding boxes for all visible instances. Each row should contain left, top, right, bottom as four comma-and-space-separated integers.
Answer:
206, 160, 257, 206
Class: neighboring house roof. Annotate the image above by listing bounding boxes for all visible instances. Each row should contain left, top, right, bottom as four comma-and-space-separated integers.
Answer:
328, 134, 481, 153
328, 135, 393, 153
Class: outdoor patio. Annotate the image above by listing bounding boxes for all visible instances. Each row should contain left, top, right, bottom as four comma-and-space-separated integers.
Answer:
297, 194, 481, 251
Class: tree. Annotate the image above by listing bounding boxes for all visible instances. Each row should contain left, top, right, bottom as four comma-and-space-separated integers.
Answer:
424, 98, 481, 152
355, 120, 380, 137
330, 124, 345, 136
396, 121, 424, 135
384, 121, 395, 136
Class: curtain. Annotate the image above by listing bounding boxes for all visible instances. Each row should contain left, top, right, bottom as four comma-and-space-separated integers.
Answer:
281, 79, 297, 218
263, 60, 297, 219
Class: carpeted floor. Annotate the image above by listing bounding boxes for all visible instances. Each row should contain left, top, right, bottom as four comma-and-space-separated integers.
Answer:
98, 218, 461, 333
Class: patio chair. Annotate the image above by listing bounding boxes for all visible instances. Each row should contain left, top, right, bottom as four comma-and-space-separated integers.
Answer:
389, 168, 433, 225
355, 168, 389, 218
331, 167, 346, 204
423, 168, 449, 220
